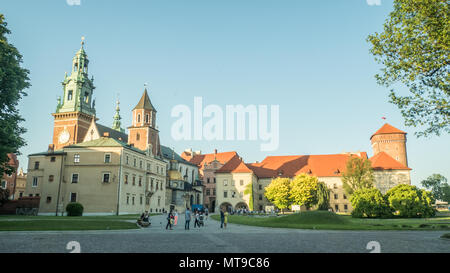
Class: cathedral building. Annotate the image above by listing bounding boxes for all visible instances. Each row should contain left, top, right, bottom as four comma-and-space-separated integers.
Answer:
24, 40, 202, 215
214, 123, 412, 213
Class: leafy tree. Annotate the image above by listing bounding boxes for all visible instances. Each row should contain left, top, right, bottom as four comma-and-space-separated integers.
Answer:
264, 177, 291, 213
316, 181, 331, 210
290, 174, 319, 210
0, 14, 30, 175
367, 0, 449, 137
350, 188, 392, 218
421, 174, 450, 202
342, 157, 375, 196
385, 184, 436, 218
243, 182, 254, 211
0, 188, 10, 206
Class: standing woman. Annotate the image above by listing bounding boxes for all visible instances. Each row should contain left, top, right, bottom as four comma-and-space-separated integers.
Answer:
174, 210, 178, 226
224, 210, 229, 228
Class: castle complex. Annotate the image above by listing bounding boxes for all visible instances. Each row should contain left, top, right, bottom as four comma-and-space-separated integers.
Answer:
22, 41, 411, 215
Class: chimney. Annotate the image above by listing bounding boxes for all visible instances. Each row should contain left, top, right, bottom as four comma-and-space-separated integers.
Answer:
48, 144, 55, 153
103, 132, 110, 137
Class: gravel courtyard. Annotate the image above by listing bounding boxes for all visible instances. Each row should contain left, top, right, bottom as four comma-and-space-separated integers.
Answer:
0, 214, 449, 253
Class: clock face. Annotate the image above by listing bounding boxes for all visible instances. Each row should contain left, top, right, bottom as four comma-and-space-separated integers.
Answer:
58, 130, 70, 144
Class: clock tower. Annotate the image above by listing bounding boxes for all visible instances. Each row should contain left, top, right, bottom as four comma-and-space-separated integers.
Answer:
52, 38, 96, 150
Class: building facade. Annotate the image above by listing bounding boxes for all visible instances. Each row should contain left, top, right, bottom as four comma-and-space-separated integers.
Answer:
215, 123, 412, 213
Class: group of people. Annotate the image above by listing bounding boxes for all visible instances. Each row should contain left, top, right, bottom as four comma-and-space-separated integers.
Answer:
183, 207, 209, 230
139, 207, 233, 230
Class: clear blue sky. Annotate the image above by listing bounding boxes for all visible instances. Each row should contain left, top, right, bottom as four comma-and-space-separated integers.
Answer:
2, 0, 449, 187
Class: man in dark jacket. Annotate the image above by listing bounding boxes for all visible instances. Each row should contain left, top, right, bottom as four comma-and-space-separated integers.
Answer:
220, 209, 225, 228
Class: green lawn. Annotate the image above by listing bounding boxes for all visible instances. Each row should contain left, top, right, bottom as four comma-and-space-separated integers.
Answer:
0, 214, 161, 231
211, 211, 450, 231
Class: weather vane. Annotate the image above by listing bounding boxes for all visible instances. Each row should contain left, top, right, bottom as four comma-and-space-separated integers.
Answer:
81, 36, 85, 46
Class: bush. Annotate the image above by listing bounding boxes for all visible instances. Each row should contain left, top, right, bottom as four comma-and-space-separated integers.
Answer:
66, 202, 84, 216
385, 184, 436, 218
350, 188, 392, 218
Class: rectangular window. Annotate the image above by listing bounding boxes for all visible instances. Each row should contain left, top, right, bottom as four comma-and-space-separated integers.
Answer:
333, 184, 338, 189
206, 189, 210, 196
344, 205, 348, 211
138, 177, 142, 187
74, 154, 80, 163
259, 194, 263, 200
224, 191, 228, 198
103, 173, 110, 183
124, 174, 128, 184
72, 174, 79, 184
335, 204, 339, 212
34, 161, 40, 170
213, 189, 216, 196
132, 176, 136, 186
48, 175, 54, 182
214, 178, 216, 184
223, 180, 228, 186
126, 156, 129, 165
46, 196, 52, 203
231, 180, 235, 186
140, 196, 143, 205
104, 153, 111, 163
134, 158, 136, 167
68, 90, 73, 101
50, 157, 56, 162
140, 161, 143, 169
240, 180, 244, 186
147, 163, 151, 171
1, 181, 6, 189
343, 194, 347, 200
32, 177, 38, 187
126, 195, 129, 205
334, 194, 338, 199
132, 196, 135, 205
259, 184, 262, 190
70, 193, 77, 203
207, 178, 210, 184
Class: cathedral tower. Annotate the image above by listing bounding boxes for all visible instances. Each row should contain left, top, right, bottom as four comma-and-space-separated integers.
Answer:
128, 88, 161, 156
370, 123, 408, 167
52, 38, 96, 150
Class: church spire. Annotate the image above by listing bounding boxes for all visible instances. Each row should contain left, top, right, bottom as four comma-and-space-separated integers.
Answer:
56, 37, 96, 116
112, 99, 125, 133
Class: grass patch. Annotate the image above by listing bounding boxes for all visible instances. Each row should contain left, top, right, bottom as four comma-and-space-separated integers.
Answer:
211, 211, 450, 231
0, 214, 161, 231
0, 220, 139, 231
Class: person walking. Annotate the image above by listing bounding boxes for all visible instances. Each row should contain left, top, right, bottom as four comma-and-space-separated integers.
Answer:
174, 210, 178, 226
220, 208, 225, 228
194, 210, 200, 228
224, 210, 229, 229
166, 210, 174, 230
185, 208, 191, 230
205, 207, 209, 220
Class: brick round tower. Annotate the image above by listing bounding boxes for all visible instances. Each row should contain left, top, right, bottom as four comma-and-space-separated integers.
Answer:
370, 123, 408, 167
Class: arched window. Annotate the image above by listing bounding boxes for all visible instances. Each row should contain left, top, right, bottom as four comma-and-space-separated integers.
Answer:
137, 114, 141, 123
145, 114, 149, 124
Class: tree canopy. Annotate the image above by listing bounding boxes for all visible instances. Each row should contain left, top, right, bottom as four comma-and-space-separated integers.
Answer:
264, 177, 292, 212
341, 157, 375, 196
367, 0, 449, 137
0, 14, 30, 175
290, 174, 319, 209
421, 174, 450, 202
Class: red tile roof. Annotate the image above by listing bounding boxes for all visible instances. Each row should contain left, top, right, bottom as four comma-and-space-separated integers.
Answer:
369, 152, 411, 170
216, 156, 253, 173
186, 151, 239, 170
371, 123, 406, 139
218, 152, 370, 178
